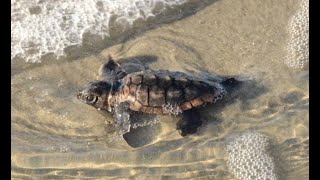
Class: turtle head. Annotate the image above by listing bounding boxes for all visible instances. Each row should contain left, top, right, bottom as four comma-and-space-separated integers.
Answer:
77, 81, 114, 112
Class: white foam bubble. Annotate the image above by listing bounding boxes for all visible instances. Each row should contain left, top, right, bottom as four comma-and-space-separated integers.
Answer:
284, 0, 309, 69
11, 0, 188, 63
225, 132, 278, 180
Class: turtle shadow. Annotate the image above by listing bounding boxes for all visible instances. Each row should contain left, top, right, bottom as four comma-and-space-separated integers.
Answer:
99, 110, 162, 148
199, 78, 269, 130
115, 55, 158, 73
123, 123, 162, 148
121, 113, 162, 148
220, 78, 268, 106
116, 55, 158, 66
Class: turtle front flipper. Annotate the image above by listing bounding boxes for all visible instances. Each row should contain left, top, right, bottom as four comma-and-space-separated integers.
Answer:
176, 109, 202, 136
98, 55, 127, 81
113, 102, 131, 134
114, 102, 161, 148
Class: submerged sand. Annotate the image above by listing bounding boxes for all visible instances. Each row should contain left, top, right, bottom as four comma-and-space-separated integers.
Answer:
11, 0, 308, 179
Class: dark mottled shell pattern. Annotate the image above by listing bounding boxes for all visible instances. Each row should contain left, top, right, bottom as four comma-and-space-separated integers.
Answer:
117, 70, 225, 114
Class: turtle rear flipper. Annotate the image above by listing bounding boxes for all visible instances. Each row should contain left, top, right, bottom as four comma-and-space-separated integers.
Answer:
114, 102, 161, 148
176, 109, 202, 136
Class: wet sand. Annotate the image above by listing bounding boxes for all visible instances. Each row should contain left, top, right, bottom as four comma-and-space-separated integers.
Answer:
11, 0, 308, 179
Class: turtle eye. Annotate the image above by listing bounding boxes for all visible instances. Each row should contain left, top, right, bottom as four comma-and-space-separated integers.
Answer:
85, 94, 98, 104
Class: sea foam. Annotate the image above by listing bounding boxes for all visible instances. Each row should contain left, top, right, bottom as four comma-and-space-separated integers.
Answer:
284, 0, 309, 69
226, 132, 278, 180
11, 0, 188, 63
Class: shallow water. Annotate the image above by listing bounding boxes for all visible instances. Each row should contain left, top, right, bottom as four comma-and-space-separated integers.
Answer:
11, 0, 309, 179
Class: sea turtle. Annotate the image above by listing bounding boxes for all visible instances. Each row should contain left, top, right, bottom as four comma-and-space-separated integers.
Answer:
77, 56, 240, 137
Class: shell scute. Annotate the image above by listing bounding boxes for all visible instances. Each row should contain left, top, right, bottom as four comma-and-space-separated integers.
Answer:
130, 100, 143, 111
189, 97, 205, 107
149, 86, 165, 107
131, 75, 143, 85
142, 74, 157, 86
140, 106, 147, 113
129, 84, 138, 95
180, 102, 192, 110
166, 86, 184, 105
157, 75, 172, 89
122, 85, 130, 98
145, 107, 154, 114
136, 85, 149, 106
184, 85, 200, 101
152, 107, 163, 114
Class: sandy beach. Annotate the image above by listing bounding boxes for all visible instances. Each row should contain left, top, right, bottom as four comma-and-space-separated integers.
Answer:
11, 0, 308, 179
